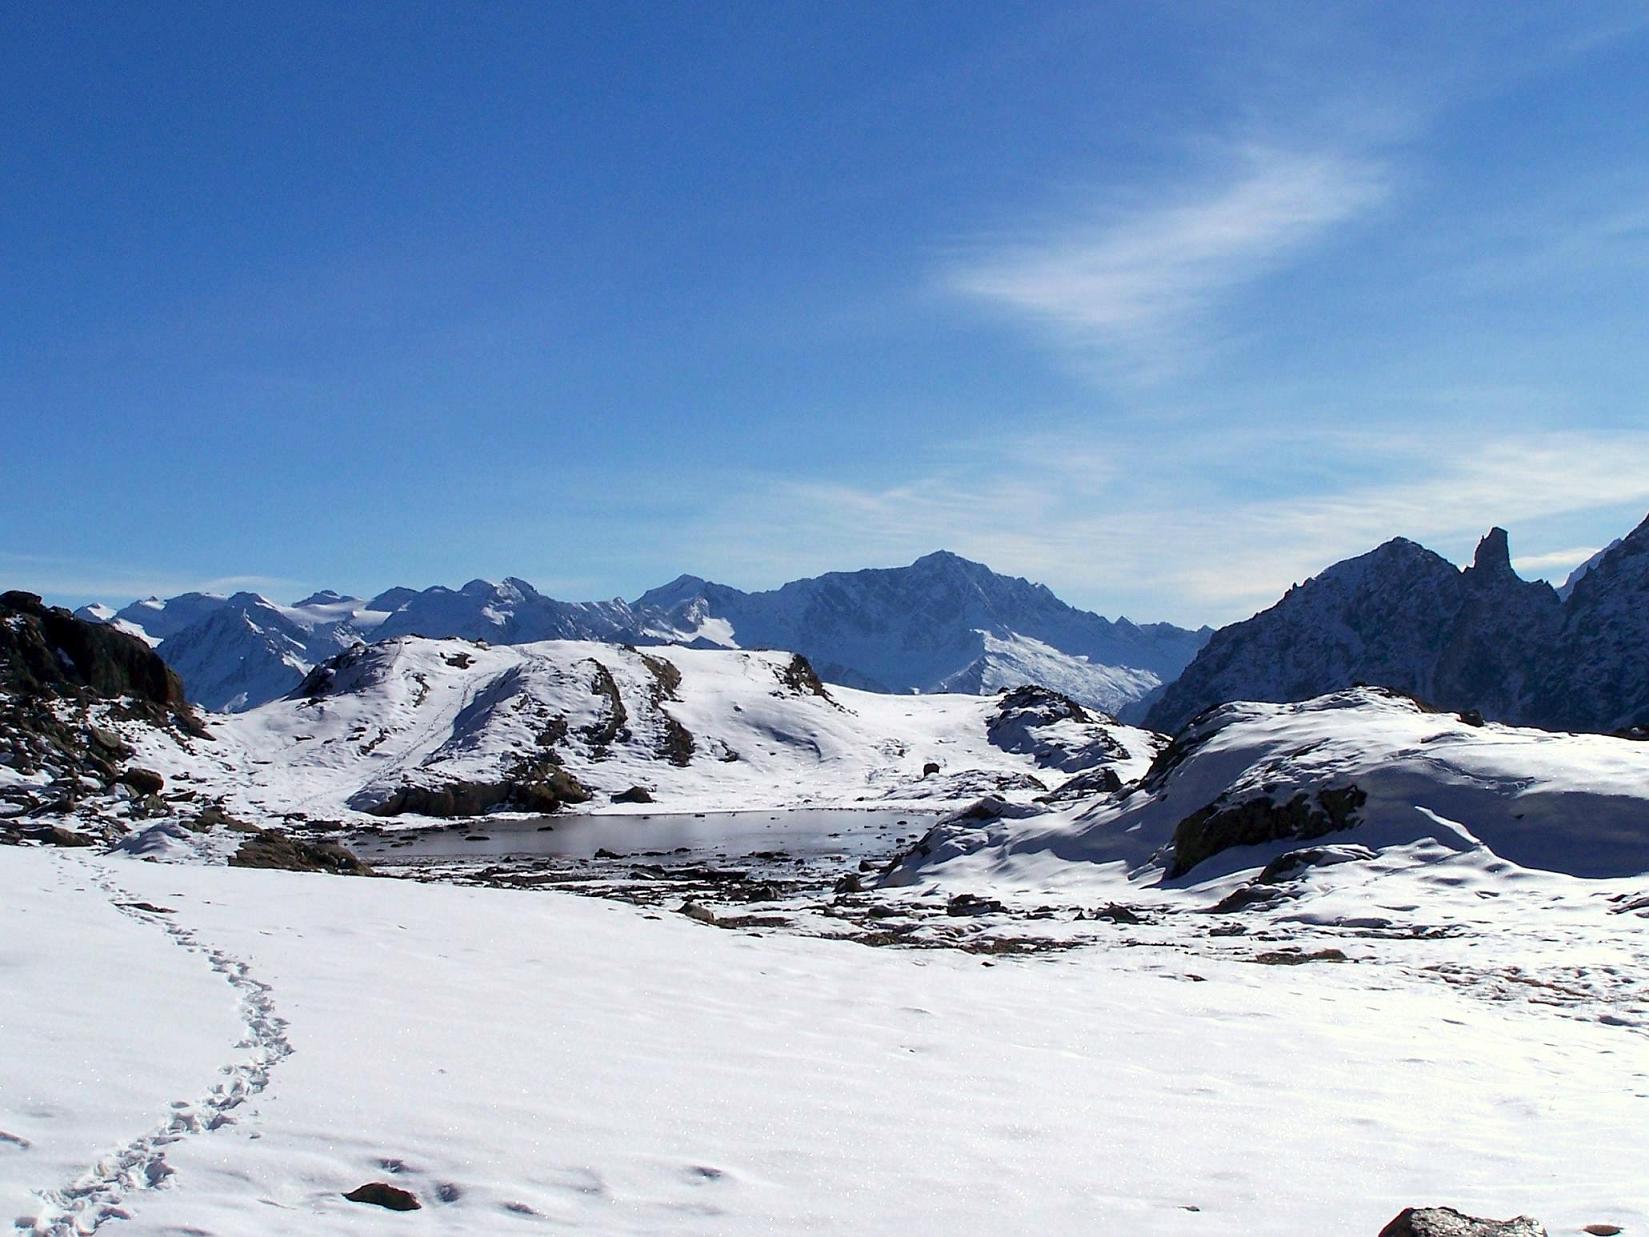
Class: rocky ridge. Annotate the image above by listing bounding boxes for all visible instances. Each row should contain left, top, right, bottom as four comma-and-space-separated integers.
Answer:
1147, 519, 1647, 736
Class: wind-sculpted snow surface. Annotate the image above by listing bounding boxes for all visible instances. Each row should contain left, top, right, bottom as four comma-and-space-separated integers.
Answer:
887, 687, 1649, 893
118, 638, 1160, 822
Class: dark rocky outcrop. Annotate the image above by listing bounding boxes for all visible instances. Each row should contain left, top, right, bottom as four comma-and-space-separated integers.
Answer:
1255, 843, 1377, 885
611, 785, 654, 804
1148, 517, 1649, 738
657, 713, 695, 766
229, 829, 373, 875
639, 652, 682, 699
1, 591, 199, 727
365, 761, 590, 818
776, 653, 835, 702
1169, 785, 1366, 878
580, 660, 629, 751
1377, 1206, 1545, 1236
0, 594, 212, 833
1529, 513, 1649, 733
1147, 531, 1562, 734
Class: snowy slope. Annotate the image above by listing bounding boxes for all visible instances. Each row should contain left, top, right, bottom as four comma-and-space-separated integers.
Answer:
934, 630, 1160, 712
2, 844, 1644, 1235
888, 686, 1649, 897
118, 638, 1161, 822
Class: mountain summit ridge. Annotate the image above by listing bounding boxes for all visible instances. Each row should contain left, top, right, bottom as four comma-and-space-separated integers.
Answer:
75, 552, 1210, 715
1146, 517, 1645, 735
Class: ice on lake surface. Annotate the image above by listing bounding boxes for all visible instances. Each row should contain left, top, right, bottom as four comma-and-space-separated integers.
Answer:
355, 808, 937, 862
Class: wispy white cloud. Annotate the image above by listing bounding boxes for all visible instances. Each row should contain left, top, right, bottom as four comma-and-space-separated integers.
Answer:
947, 145, 1390, 378
1512, 546, 1601, 575
1, 555, 304, 609
676, 428, 1649, 627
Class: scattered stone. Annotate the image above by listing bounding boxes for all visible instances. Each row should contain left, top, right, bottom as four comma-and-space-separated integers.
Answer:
1086, 902, 1142, 924
833, 873, 863, 895
1583, 1226, 1623, 1236
19, 824, 96, 848
947, 893, 1006, 917
118, 767, 165, 795
1251, 948, 1349, 966
86, 726, 131, 758
343, 1182, 421, 1211
1377, 1206, 1545, 1236
611, 785, 654, 804
193, 804, 257, 832
922, 761, 941, 777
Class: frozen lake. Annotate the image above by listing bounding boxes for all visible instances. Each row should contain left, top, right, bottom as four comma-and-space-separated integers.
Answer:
354, 807, 937, 865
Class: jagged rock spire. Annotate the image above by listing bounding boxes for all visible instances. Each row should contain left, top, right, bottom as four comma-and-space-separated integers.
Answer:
1470, 527, 1514, 577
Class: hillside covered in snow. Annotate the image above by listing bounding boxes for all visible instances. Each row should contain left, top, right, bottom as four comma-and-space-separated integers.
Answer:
889, 685, 1649, 895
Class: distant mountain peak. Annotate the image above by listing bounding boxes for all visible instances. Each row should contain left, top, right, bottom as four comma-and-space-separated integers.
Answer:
295, 589, 354, 606
633, 574, 713, 610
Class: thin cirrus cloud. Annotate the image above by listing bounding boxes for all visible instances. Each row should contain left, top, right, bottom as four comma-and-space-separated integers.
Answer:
681, 429, 1649, 626
947, 146, 1390, 378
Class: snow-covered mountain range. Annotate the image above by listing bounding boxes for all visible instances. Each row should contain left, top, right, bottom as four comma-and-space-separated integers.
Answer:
1146, 515, 1649, 736
76, 553, 1211, 715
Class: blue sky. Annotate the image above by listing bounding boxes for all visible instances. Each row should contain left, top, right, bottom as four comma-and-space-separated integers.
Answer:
5, 2, 1649, 626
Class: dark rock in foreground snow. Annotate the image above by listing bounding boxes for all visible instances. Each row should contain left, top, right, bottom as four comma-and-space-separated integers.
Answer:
230, 830, 373, 876
343, 1182, 421, 1211
1378, 1205, 1545, 1236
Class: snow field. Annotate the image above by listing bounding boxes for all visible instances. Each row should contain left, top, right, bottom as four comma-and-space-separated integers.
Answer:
2, 848, 1644, 1235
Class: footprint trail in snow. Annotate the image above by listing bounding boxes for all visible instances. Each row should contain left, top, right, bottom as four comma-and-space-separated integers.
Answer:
17, 859, 292, 1236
